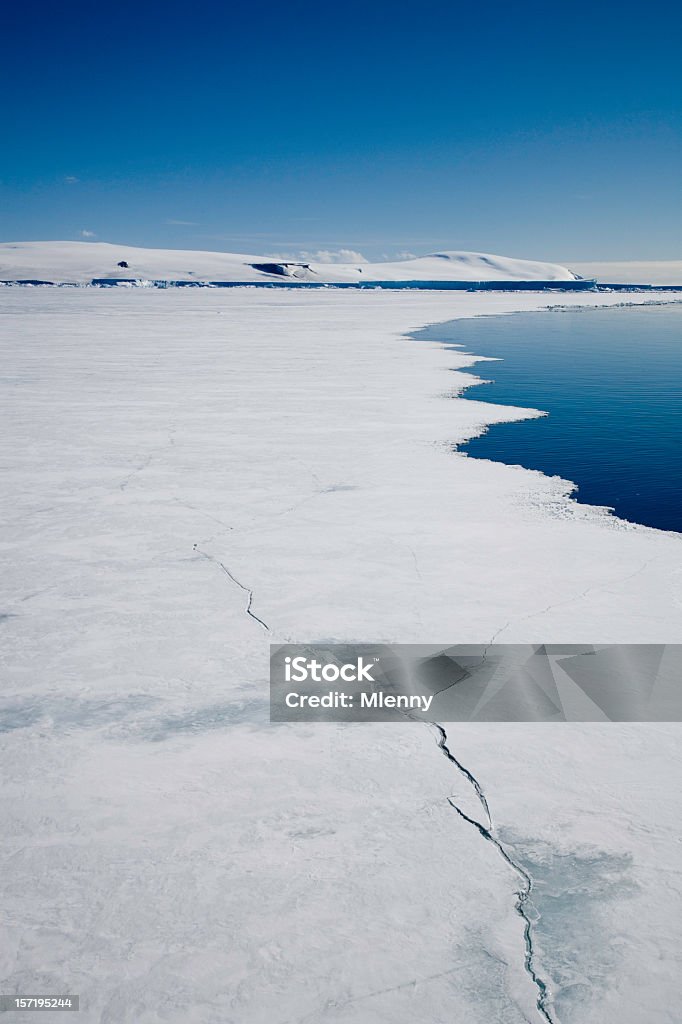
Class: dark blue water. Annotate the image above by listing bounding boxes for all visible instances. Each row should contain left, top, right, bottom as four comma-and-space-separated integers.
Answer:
415, 304, 682, 532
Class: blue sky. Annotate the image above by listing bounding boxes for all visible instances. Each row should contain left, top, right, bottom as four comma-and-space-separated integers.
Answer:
1, 0, 680, 260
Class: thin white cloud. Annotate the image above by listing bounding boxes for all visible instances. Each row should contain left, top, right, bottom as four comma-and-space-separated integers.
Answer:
80, 229, 96, 238
267, 249, 368, 264
312, 249, 368, 264
165, 219, 199, 226
395, 251, 418, 260
64, 176, 80, 185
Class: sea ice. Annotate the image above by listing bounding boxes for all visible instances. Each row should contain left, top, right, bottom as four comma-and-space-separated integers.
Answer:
1, 286, 680, 1022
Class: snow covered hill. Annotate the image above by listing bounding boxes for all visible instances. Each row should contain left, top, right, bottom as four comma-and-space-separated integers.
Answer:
0, 241, 581, 285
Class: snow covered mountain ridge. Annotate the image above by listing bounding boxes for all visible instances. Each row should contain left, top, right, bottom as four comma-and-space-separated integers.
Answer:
0, 241, 582, 285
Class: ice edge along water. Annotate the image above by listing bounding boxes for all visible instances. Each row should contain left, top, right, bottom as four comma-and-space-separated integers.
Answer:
193, 293, 679, 1023
433, 725, 557, 1024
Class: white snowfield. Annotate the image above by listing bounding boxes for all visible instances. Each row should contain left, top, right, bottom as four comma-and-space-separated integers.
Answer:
0, 240, 581, 284
1, 287, 682, 1024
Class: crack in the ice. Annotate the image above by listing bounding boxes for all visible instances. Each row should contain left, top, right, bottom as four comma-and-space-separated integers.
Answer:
193, 544, 269, 631
118, 424, 177, 492
429, 554, 665, 707
480, 620, 512, 666
423, 621, 514, 706
432, 724, 556, 1024
492, 556, 663, 644
119, 452, 154, 491
229, 484, 334, 537
172, 497, 234, 533
276, 962, 475, 1024
433, 724, 492, 827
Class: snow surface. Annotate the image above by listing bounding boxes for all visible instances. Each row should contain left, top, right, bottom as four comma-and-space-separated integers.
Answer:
0, 241, 579, 284
1, 287, 681, 1023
